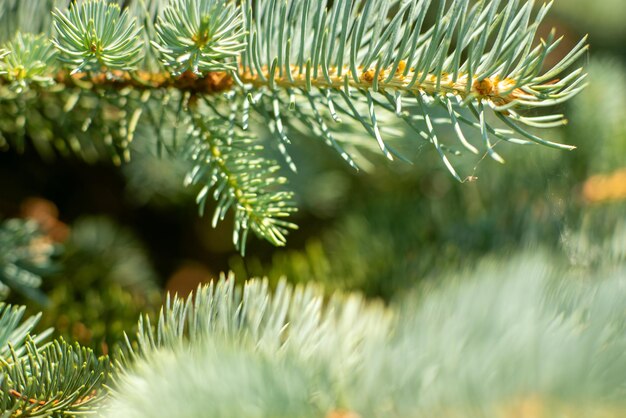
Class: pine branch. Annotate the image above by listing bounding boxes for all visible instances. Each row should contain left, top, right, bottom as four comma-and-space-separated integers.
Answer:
0, 338, 110, 417
185, 112, 297, 254
0, 303, 51, 360
0, 0, 590, 250
238, 0, 588, 178
0, 0, 590, 161
0, 303, 110, 417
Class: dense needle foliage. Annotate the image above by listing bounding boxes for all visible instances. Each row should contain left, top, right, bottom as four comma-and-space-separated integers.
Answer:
1, 1, 623, 418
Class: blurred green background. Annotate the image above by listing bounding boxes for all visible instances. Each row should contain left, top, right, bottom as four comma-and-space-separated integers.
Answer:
0, 1, 625, 352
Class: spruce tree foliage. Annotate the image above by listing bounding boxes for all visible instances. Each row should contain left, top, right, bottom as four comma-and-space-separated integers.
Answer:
0, 339, 110, 417
0, 228, 624, 416
0, 304, 51, 360
0, 0, 588, 253
106, 253, 625, 418
0, 2, 612, 416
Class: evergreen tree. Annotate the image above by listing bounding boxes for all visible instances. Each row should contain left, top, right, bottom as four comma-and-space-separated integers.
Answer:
1, 1, 624, 417
0, 0, 587, 252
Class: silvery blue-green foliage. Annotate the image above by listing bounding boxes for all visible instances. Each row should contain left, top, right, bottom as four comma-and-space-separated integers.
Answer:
0, 303, 51, 360
381, 256, 626, 413
121, 273, 391, 365
0, 0, 63, 41
0, 305, 109, 418
0, 0, 589, 251
153, 0, 246, 74
0, 338, 111, 417
238, 0, 588, 177
104, 254, 626, 418
0, 220, 623, 417
0, 33, 56, 92
107, 342, 316, 418
51, 1, 144, 74
186, 114, 297, 253
0, 219, 59, 303
114, 274, 392, 416
0, 304, 109, 418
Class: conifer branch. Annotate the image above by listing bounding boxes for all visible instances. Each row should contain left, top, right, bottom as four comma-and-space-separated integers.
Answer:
0, 0, 590, 250
0, 338, 110, 417
185, 113, 297, 254
238, 0, 588, 174
0, 304, 109, 417
0, 303, 51, 360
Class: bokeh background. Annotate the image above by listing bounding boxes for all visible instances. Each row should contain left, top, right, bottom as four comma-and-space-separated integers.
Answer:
1, 0, 625, 353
